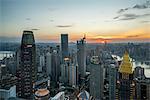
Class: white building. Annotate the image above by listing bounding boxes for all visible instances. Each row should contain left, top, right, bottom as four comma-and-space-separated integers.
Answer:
39, 55, 45, 72
69, 64, 77, 86
0, 85, 16, 100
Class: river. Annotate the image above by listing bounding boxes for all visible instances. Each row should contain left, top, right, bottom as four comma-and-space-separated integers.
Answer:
112, 55, 150, 78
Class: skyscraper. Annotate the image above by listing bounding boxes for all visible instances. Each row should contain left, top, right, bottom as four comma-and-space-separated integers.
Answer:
77, 37, 86, 78
17, 31, 36, 98
46, 52, 52, 76
108, 64, 117, 100
89, 56, 104, 99
116, 51, 135, 100
51, 50, 61, 82
61, 34, 68, 62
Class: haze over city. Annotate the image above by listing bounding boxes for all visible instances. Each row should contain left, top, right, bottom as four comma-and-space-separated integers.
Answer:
1, 0, 150, 43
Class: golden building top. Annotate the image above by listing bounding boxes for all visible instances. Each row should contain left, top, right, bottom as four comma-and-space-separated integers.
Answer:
119, 51, 133, 74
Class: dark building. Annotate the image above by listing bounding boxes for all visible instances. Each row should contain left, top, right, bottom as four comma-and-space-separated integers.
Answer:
17, 31, 36, 98
77, 37, 86, 78
61, 34, 68, 62
134, 78, 150, 100
134, 66, 145, 79
51, 50, 61, 82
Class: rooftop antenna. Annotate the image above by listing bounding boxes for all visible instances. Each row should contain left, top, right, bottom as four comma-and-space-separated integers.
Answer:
83, 34, 86, 40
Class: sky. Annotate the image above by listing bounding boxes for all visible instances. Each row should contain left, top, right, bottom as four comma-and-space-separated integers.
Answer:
0, 0, 150, 43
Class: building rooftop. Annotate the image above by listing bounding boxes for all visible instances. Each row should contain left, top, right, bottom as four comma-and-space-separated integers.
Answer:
119, 51, 133, 74
77, 90, 90, 99
90, 56, 100, 65
35, 89, 50, 97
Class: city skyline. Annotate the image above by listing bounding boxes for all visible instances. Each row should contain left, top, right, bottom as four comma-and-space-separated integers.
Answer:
1, 0, 150, 43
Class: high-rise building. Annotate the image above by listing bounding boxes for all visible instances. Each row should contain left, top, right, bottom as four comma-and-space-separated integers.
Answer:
51, 50, 61, 82
134, 78, 150, 100
61, 57, 71, 84
0, 68, 17, 100
116, 51, 135, 100
38, 54, 45, 72
108, 64, 117, 100
0, 85, 16, 100
17, 31, 36, 98
89, 56, 104, 99
61, 34, 68, 62
133, 66, 150, 100
77, 37, 86, 78
134, 66, 145, 79
69, 63, 78, 86
46, 52, 52, 76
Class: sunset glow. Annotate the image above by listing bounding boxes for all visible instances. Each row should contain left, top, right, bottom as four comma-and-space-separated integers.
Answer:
1, 0, 150, 43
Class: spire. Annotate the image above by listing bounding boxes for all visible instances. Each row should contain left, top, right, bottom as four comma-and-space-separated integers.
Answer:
119, 51, 133, 74
83, 34, 86, 40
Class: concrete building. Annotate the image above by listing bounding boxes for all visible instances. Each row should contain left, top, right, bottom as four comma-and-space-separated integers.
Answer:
134, 66, 150, 100
0, 70, 17, 100
134, 66, 145, 79
69, 64, 78, 86
51, 50, 61, 82
61, 57, 78, 86
61, 34, 68, 62
61, 57, 71, 84
135, 78, 150, 100
89, 56, 104, 99
108, 64, 117, 100
77, 37, 86, 78
0, 85, 16, 100
39, 55, 45, 72
17, 31, 37, 98
46, 52, 52, 76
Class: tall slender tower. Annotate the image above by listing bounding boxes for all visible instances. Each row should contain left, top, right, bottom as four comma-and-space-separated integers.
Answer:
77, 37, 86, 78
17, 31, 36, 98
89, 56, 104, 99
61, 34, 68, 62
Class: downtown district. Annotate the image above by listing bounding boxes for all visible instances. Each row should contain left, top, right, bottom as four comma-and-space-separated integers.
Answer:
0, 30, 150, 100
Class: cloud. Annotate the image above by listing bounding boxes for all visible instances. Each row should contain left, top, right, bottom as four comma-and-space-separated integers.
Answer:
56, 24, 73, 28
117, 1, 150, 14
48, 8, 57, 12
140, 20, 150, 23
117, 8, 130, 13
26, 18, 31, 21
50, 20, 54, 22
114, 13, 150, 21
133, 4, 147, 9
113, 16, 119, 19
126, 35, 141, 38
31, 28, 40, 31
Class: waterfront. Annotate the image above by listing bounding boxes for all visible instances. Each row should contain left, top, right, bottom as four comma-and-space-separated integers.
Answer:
133, 61, 150, 78
112, 55, 150, 78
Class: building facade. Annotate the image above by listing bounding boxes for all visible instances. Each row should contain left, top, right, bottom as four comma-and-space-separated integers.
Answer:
77, 37, 86, 78
89, 56, 104, 99
61, 34, 68, 62
17, 31, 36, 98
116, 51, 135, 100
